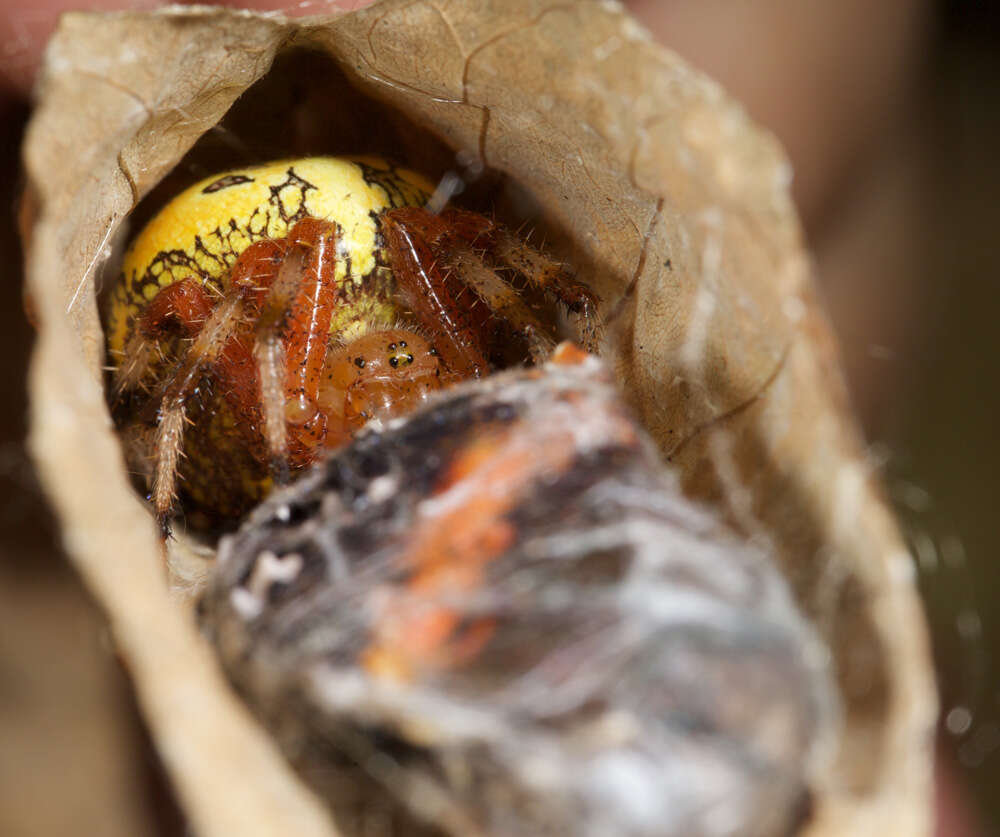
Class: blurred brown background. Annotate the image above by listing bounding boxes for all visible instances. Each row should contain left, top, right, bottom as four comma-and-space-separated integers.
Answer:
1, 1, 998, 835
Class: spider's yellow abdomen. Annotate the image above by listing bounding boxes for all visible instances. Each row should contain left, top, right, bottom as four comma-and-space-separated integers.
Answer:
106, 156, 434, 363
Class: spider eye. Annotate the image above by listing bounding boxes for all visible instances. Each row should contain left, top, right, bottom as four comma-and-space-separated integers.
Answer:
388, 352, 415, 370
354, 357, 365, 369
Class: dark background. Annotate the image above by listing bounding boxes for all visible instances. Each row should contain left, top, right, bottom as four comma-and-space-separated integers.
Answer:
1, 1, 998, 835
898, 1, 1000, 827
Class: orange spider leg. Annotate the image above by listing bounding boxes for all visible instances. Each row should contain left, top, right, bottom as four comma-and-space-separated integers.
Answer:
438, 207, 603, 354
248, 217, 342, 470
139, 222, 346, 528
439, 249, 557, 364
138, 280, 249, 531
227, 236, 301, 476
144, 244, 287, 455
227, 237, 289, 307
208, 239, 293, 465
112, 277, 215, 397
142, 277, 215, 335
396, 208, 558, 360
134, 239, 290, 530
380, 209, 490, 379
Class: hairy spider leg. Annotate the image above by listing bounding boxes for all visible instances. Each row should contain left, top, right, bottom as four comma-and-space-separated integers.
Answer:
383, 207, 602, 356
122, 235, 300, 531
226, 236, 292, 478
434, 206, 603, 354
380, 210, 490, 379
112, 278, 213, 398
488, 223, 603, 353
276, 218, 342, 464
236, 218, 342, 477
441, 247, 557, 364
132, 278, 258, 533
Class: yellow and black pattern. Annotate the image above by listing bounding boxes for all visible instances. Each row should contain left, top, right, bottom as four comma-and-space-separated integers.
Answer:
105, 156, 434, 360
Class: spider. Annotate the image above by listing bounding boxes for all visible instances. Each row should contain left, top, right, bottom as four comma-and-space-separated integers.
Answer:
105, 156, 601, 532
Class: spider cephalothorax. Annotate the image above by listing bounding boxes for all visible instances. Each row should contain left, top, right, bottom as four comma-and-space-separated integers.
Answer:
105, 156, 601, 531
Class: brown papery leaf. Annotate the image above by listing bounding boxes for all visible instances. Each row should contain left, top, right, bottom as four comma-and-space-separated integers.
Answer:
22, 2, 935, 835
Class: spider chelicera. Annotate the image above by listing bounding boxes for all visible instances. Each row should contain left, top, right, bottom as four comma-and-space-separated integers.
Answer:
105, 156, 601, 532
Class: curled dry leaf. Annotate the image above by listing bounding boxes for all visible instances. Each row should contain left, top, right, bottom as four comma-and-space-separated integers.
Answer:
22, 2, 935, 836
